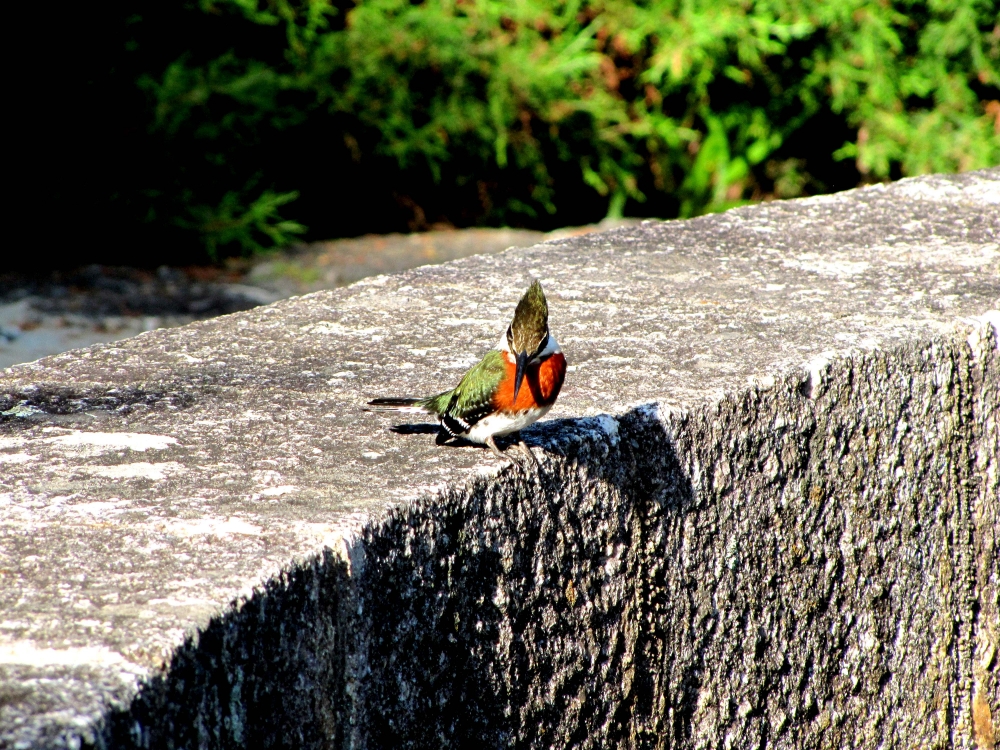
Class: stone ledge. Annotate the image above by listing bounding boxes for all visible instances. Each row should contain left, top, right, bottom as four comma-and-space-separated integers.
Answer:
1, 169, 997, 748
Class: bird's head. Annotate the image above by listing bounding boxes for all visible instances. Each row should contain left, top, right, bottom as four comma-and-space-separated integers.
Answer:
506, 280, 550, 403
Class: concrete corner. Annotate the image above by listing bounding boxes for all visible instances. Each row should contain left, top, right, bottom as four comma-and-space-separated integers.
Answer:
2, 169, 998, 748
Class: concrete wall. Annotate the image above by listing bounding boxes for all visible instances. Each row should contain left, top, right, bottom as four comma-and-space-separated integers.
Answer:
1, 170, 997, 748
350, 335, 998, 749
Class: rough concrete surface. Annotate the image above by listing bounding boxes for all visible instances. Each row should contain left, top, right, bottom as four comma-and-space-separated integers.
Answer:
1, 170, 997, 749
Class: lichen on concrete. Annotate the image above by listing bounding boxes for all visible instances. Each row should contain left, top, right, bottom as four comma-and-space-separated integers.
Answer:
1, 169, 998, 748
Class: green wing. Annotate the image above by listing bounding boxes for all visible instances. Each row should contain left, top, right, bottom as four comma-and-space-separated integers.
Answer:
419, 349, 506, 432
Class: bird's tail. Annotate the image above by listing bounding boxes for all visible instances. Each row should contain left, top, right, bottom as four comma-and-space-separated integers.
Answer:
365, 397, 430, 414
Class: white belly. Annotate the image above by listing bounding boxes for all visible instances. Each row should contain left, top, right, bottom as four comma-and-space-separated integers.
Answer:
462, 406, 552, 444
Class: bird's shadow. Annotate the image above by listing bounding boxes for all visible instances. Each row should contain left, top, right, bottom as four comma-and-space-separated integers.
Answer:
390, 423, 441, 436
388, 420, 558, 452
390, 422, 481, 449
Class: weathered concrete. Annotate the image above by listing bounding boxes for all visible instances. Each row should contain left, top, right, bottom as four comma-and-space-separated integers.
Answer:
1, 170, 997, 748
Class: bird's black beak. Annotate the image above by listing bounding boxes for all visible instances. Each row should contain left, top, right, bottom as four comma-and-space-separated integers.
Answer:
513, 350, 529, 404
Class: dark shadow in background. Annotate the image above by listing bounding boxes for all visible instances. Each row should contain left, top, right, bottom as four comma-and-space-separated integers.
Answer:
9, 2, 866, 271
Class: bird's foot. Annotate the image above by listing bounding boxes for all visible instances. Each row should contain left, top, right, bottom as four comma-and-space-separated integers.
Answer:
485, 435, 508, 461
513, 437, 541, 472
485, 435, 542, 476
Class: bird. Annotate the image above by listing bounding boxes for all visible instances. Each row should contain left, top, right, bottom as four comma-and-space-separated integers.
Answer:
367, 280, 566, 464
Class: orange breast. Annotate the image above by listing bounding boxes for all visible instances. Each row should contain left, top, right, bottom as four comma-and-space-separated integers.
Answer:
493, 352, 566, 412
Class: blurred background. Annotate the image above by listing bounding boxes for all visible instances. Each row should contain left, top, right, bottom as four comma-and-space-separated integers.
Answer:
2, 0, 998, 367
11, 0, 999, 267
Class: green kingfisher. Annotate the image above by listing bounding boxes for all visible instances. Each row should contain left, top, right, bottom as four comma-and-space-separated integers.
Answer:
367, 280, 566, 462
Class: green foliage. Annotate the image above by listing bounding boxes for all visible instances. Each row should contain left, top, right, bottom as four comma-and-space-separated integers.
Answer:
179, 189, 307, 259
43, 0, 1000, 261
817, 0, 1000, 176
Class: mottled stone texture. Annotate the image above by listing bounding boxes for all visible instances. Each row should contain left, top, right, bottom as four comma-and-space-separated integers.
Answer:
353, 332, 998, 750
1, 170, 997, 748
95, 553, 352, 749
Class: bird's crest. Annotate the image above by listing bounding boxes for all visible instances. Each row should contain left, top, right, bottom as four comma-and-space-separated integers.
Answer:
508, 280, 549, 355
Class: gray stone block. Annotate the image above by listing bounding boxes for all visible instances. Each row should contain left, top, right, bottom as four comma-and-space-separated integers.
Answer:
1, 170, 998, 749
